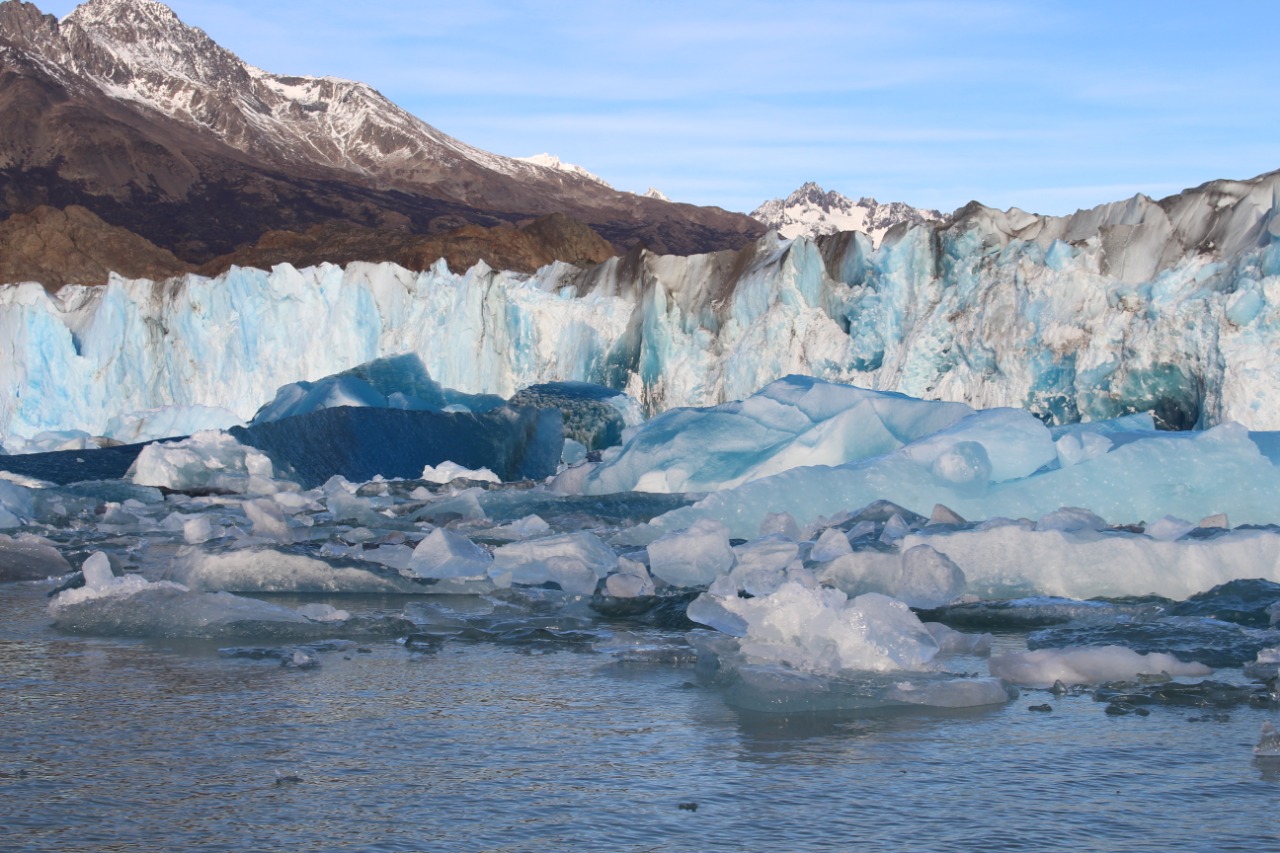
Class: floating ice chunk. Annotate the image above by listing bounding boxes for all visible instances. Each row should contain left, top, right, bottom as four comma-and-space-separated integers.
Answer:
47, 573, 383, 638
323, 477, 394, 527
927, 504, 966, 526
253, 375, 388, 423
561, 438, 588, 466
296, 603, 351, 623
0, 479, 34, 528
846, 520, 877, 541
923, 622, 992, 656
486, 514, 552, 541
232, 405, 563, 488
130, 431, 276, 493
880, 513, 911, 544
759, 511, 801, 540
51, 552, 184, 610
689, 582, 940, 675
900, 408, 1055, 484
604, 556, 656, 598
1255, 722, 1280, 757
883, 677, 1013, 708
1055, 431, 1113, 467
647, 519, 735, 588
1035, 507, 1107, 533
892, 545, 965, 608
902, 523, 1280, 600
645, 420, 1280, 545
686, 578, 750, 636
988, 646, 1212, 688
406, 529, 493, 580
927, 441, 992, 491
104, 404, 243, 445
420, 461, 501, 485
80, 551, 115, 589
810, 527, 853, 562
243, 498, 293, 543
491, 532, 617, 595
0, 532, 72, 581
1145, 515, 1196, 542
173, 547, 426, 594
817, 549, 900, 598
730, 535, 799, 597
579, 376, 973, 495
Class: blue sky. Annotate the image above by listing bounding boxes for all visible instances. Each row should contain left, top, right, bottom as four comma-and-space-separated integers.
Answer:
43, 0, 1280, 215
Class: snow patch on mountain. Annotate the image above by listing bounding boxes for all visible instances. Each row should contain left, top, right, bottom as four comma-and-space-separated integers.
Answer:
753, 182, 947, 245
15, 0, 626, 190
516, 154, 612, 188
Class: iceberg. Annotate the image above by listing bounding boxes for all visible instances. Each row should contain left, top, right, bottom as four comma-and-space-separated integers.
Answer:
989, 647, 1212, 688
634, 416, 1280, 542
49, 551, 411, 639
229, 405, 564, 488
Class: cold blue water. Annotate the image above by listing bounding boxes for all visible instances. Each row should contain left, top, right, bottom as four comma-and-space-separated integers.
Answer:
3, 581, 1279, 853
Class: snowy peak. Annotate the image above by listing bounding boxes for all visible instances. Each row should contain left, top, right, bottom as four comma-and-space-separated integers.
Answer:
0, 0, 767, 264
516, 153, 612, 188
752, 182, 946, 245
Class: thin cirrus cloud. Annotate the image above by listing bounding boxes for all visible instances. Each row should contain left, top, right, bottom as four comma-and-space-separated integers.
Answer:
35, 0, 1280, 215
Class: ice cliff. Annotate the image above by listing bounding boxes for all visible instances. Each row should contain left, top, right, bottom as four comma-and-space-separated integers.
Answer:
2, 169, 1279, 448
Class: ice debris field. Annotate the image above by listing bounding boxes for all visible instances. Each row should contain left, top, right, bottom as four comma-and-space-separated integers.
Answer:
5, 355, 1280, 720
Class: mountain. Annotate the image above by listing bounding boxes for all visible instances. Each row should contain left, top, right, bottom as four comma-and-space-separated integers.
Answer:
751, 182, 946, 245
0, 0, 763, 280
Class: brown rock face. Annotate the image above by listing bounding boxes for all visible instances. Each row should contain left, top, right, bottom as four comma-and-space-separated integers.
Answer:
0, 0, 765, 285
199, 213, 617, 277
0, 204, 189, 287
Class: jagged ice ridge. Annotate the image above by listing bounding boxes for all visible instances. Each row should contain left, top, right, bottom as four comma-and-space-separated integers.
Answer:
2, 169, 1280, 450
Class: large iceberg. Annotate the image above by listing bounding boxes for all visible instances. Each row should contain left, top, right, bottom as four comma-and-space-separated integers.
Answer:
3, 170, 1280, 450
626, 401, 1280, 541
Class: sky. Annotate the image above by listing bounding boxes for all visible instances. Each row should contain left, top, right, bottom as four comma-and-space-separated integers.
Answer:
40, 0, 1280, 216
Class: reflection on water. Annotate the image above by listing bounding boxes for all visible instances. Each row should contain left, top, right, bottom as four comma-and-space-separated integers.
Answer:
4, 581, 1280, 852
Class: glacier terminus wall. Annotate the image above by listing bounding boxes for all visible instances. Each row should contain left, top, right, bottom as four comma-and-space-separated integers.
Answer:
2, 169, 1279, 448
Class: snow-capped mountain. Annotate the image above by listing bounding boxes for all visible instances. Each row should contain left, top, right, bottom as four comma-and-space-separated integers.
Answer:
752, 182, 946, 245
0, 0, 763, 266
14, 0, 600, 193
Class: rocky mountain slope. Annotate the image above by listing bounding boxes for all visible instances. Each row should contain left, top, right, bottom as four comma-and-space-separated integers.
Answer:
752, 182, 946, 245
0, 0, 763, 282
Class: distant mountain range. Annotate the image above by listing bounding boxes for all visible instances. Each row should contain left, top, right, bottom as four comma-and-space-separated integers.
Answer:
0, 0, 764, 285
751, 182, 947, 245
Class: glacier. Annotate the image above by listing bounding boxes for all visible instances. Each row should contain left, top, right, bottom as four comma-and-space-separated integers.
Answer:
3, 169, 1280, 450
8, 169, 1280, 723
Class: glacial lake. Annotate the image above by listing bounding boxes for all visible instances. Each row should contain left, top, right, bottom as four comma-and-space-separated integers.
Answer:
4, 580, 1279, 853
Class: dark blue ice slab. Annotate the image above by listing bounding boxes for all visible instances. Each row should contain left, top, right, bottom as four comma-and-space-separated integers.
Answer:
230, 405, 563, 488
0, 439, 177, 485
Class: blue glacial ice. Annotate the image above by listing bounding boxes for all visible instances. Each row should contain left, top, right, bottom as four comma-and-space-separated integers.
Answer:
3, 169, 1280, 451
612, 380, 1280, 543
